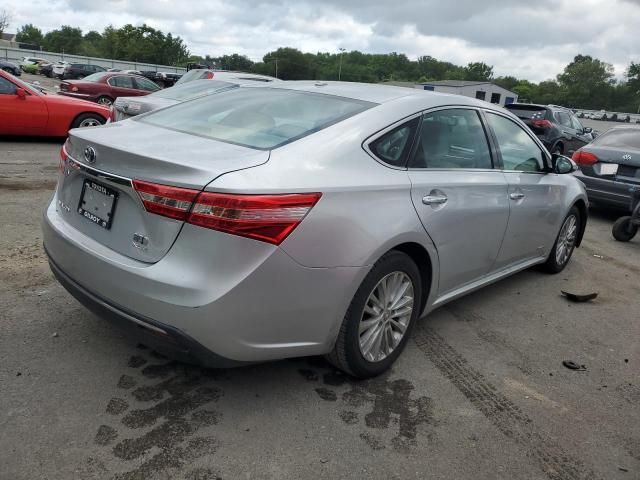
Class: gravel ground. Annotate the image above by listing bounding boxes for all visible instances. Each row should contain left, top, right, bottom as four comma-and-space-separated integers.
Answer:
0, 137, 639, 480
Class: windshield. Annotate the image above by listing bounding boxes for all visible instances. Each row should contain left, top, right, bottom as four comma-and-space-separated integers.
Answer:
593, 128, 640, 150
82, 72, 110, 83
151, 80, 235, 100
139, 87, 376, 150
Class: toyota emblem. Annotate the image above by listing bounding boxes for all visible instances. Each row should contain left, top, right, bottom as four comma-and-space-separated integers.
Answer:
84, 146, 97, 164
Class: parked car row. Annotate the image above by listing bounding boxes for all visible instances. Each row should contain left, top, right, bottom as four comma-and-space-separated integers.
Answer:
578, 109, 640, 123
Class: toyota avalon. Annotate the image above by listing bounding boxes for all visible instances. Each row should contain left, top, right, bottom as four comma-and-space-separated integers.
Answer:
43, 82, 588, 377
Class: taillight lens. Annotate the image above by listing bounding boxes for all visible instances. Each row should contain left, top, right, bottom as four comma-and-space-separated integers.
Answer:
133, 180, 321, 245
189, 192, 322, 245
133, 180, 199, 221
532, 119, 553, 129
572, 150, 598, 166
59, 144, 67, 173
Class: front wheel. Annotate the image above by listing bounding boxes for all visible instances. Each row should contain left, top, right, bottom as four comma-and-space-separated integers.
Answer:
542, 207, 581, 273
612, 217, 638, 242
71, 113, 106, 129
326, 251, 422, 378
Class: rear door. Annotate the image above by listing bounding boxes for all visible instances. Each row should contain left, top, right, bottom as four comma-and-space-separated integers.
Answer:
554, 111, 581, 155
407, 107, 510, 297
485, 111, 563, 268
108, 75, 143, 98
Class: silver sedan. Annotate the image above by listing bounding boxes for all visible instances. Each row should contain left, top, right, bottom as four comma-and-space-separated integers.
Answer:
43, 81, 588, 378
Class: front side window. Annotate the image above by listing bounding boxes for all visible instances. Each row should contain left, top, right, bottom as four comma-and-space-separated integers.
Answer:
0, 77, 17, 95
409, 109, 493, 169
109, 76, 135, 88
570, 115, 584, 132
369, 118, 418, 167
140, 87, 375, 150
554, 111, 572, 128
486, 112, 545, 172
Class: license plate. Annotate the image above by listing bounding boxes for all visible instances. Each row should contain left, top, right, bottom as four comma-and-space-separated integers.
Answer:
599, 163, 618, 175
78, 180, 118, 229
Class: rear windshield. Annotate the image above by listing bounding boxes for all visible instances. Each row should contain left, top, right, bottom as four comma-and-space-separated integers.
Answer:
592, 129, 640, 149
139, 87, 376, 149
504, 105, 547, 120
82, 72, 109, 82
151, 80, 236, 100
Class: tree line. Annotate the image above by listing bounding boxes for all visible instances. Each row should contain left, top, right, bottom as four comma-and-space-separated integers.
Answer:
14, 23, 640, 112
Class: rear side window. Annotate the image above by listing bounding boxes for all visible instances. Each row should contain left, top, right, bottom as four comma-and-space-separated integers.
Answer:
486, 112, 545, 172
109, 76, 135, 88
554, 111, 572, 128
409, 109, 493, 169
140, 88, 376, 150
369, 118, 419, 167
592, 129, 640, 149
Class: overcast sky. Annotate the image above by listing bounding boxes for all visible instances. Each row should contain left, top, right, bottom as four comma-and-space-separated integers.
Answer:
4, 0, 640, 81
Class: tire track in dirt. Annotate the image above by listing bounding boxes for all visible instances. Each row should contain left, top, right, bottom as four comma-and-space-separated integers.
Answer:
413, 325, 599, 480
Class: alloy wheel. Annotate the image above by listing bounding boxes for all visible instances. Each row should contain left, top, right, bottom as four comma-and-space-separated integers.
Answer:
555, 214, 577, 266
78, 118, 101, 128
358, 271, 414, 362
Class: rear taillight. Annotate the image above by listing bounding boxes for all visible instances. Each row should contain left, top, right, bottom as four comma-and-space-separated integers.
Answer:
59, 144, 67, 173
572, 150, 598, 166
133, 180, 199, 221
532, 119, 553, 129
133, 180, 321, 245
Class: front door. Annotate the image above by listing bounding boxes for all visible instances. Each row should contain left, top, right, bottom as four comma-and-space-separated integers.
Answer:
0, 77, 48, 135
407, 108, 510, 297
484, 111, 564, 269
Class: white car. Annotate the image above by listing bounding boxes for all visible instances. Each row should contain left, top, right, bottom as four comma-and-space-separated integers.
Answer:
52, 62, 71, 78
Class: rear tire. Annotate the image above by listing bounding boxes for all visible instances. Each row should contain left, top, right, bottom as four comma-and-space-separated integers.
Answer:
612, 217, 638, 242
326, 251, 422, 378
542, 206, 581, 273
96, 96, 113, 106
71, 113, 106, 129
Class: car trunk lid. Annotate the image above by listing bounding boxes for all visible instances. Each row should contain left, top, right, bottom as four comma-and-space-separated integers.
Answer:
56, 121, 269, 263
575, 145, 640, 183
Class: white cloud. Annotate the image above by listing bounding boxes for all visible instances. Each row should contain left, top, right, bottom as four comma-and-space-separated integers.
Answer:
3, 0, 640, 81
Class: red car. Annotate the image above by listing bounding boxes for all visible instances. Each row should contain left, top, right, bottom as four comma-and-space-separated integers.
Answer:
58, 72, 161, 106
0, 70, 110, 137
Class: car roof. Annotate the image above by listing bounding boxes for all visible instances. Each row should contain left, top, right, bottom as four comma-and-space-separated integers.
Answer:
251, 80, 502, 109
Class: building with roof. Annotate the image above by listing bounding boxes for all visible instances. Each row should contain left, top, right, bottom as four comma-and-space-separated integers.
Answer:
416, 80, 518, 107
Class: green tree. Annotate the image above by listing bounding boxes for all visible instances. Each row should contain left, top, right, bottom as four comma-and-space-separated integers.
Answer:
42, 26, 84, 54
557, 55, 614, 108
15, 24, 43, 45
494, 76, 519, 91
261, 48, 311, 80
212, 54, 254, 71
464, 62, 494, 81
0, 9, 10, 36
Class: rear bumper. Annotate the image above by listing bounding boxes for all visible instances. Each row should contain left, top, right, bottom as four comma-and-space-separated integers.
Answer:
43, 195, 363, 363
574, 170, 638, 210
47, 251, 247, 367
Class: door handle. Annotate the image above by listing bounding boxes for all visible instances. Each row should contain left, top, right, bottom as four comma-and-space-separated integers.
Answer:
422, 194, 448, 205
509, 192, 525, 200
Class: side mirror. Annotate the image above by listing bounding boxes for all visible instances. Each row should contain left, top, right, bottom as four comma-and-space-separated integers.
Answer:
16, 88, 27, 99
552, 153, 578, 174
583, 127, 593, 134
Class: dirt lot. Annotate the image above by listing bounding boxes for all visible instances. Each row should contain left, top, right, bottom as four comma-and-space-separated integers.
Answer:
0, 138, 639, 480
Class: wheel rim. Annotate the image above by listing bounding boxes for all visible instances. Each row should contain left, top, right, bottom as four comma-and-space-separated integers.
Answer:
79, 118, 101, 128
555, 214, 578, 266
358, 271, 414, 363
97, 97, 112, 106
